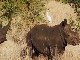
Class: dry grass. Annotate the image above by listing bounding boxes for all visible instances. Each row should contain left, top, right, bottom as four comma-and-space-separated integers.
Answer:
0, 0, 80, 60
45, 0, 77, 26
60, 44, 80, 60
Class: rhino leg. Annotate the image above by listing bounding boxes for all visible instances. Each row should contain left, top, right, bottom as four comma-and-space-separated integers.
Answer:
31, 44, 40, 59
47, 46, 53, 60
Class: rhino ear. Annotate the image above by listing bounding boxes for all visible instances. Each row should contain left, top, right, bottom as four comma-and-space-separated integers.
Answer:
60, 19, 67, 27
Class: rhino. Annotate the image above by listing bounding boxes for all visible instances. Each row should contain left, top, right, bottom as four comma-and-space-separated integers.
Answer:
27, 19, 80, 60
0, 20, 11, 44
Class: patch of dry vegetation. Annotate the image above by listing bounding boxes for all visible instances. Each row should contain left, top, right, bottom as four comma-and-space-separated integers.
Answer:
45, 0, 77, 26
0, 0, 80, 60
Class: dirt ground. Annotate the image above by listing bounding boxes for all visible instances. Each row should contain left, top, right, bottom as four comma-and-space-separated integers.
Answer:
0, 0, 80, 60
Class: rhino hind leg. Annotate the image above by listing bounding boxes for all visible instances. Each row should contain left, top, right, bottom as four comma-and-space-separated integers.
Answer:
47, 46, 53, 60
31, 44, 40, 59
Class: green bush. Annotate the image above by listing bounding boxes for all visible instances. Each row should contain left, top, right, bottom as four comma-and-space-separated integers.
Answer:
62, 0, 80, 7
0, 1, 18, 19
0, 0, 46, 23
